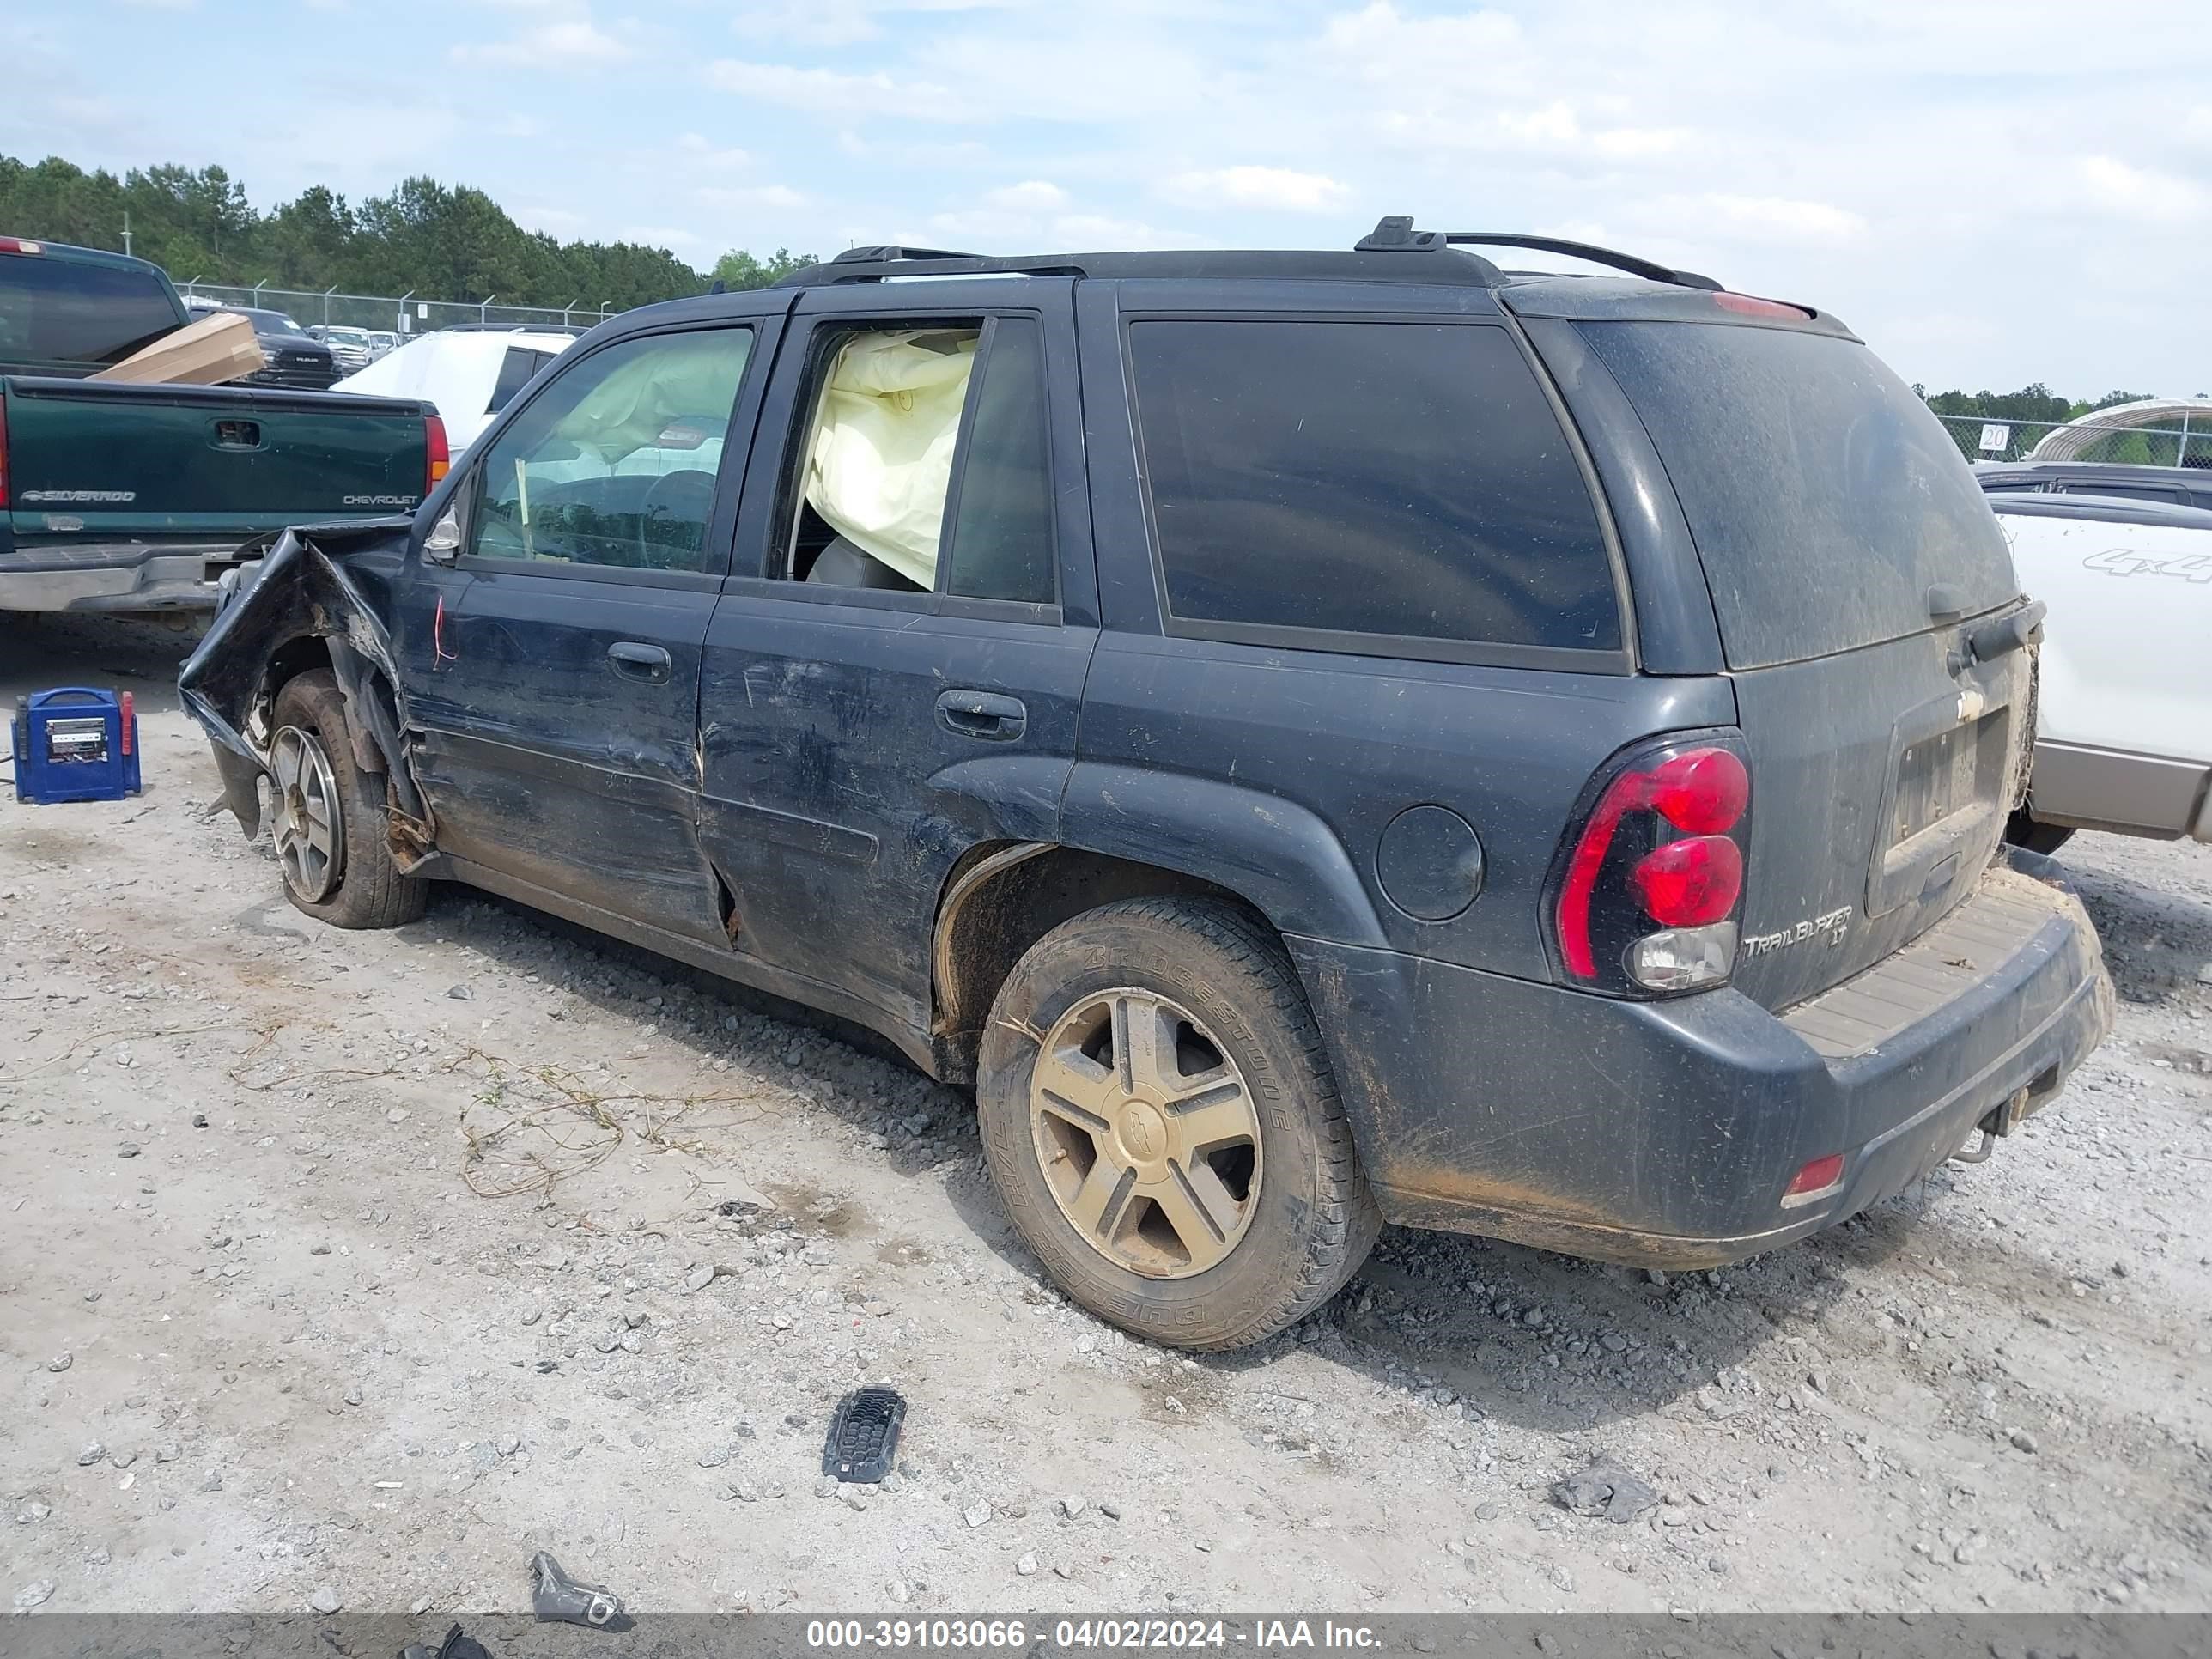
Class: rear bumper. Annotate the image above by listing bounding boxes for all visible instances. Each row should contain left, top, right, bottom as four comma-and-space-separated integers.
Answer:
1291, 860, 2113, 1267
0, 542, 249, 612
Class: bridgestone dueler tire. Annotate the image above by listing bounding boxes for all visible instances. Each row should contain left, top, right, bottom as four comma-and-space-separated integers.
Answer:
270, 671, 428, 930
977, 896, 1382, 1352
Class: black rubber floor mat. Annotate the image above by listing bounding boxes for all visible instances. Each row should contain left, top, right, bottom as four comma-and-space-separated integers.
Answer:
823, 1386, 906, 1483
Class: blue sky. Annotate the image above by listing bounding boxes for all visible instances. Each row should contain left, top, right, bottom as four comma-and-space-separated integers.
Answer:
5, 0, 2209, 395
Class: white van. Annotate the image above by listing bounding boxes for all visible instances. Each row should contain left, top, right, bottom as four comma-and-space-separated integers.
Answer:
333, 326, 579, 453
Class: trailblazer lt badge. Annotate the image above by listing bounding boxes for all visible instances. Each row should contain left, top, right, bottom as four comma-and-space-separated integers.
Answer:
1741, 906, 1853, 958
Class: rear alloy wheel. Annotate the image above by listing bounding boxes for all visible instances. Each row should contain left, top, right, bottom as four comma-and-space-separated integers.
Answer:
978, 896, 1380, 1351
269, 723, 345, 903
1030, 988, 1263, 1279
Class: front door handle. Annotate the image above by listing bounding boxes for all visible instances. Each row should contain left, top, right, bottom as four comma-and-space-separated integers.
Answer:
608, 641, 672, 684
936, 689, 1027, 742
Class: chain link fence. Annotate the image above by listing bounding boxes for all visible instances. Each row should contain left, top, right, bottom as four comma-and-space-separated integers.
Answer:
1935, 412, 2212, 468
173, 279, 621, 337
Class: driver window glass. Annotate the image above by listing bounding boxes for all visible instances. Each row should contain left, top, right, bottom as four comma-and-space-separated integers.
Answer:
469, 327, 753, 573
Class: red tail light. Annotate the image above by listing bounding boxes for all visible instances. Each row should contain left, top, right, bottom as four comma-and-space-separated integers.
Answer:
1552, 738, 1752, 995
1632, 835, 1742, 927
1784, 1153, 1844, 1199
1645, 747, 1749, 834
425, 414, 451, 495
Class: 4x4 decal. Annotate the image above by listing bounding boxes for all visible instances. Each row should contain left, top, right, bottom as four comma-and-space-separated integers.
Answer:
2081, 545, 2212, 583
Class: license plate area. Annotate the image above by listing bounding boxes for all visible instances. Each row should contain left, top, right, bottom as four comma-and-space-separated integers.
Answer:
1867, 665, 2016, 920
1892, 709, 2006, 845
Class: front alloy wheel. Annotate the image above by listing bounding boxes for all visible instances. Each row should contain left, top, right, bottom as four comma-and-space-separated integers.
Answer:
269, 722, 345, 903
1030, 988, 1263, 1279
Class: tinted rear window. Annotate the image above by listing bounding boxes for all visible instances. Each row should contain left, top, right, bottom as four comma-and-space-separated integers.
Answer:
1130, 319, 1620, 655
0, 256, 181, 368
1581, 322, 2016, 669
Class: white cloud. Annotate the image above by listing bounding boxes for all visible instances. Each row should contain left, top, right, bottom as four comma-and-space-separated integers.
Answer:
677, 132, 751, 170
1589, 125, 1690, 160
831, 129, 994, 168
451, 16, 631, 68
1158, 166, 1348, 214
2063, 155, 2207, 225
1677, 192, 1870, 246
923, 179, 1079, 243
620, 224, 709, 252
728, 0, 880, 47
513, 204, 586, 234
45, 93, 125, 128
699, 184, 810, 210
905, 31, 1215, 126
704, 59, 967, 118
258, 100, 463, 185
1322, 2, 1522, 68
983, 179, 1067, 212
1050, 213, 1203, 252
730, 0, 1019, 48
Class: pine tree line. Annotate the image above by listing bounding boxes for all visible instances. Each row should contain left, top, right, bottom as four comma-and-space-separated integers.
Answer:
0, 153, 812, 310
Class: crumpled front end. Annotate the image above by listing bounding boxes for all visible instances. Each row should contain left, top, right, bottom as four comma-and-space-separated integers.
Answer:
176, 519, 434, 864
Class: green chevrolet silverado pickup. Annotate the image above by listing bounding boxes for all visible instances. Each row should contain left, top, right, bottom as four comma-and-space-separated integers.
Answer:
0, 235, 447, 614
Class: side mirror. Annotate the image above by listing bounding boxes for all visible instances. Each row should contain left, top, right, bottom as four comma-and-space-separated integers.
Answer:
423, 510, 463, 563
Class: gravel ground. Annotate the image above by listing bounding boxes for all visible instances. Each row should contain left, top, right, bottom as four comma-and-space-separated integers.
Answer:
3, 615, 2209, 1618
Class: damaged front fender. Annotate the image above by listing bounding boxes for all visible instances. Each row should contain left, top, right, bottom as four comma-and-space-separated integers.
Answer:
177, 519, 434, 862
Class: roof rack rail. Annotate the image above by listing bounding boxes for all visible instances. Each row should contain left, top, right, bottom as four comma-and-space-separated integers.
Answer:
773, 235, 1510, 289
1353, 216, 1724, 292
778, 252, 1091, 287
830, 244, 981, 265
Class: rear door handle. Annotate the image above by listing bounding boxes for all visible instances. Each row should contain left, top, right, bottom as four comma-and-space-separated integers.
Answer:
936, 689, 1026, 742
608, 641, 672, 684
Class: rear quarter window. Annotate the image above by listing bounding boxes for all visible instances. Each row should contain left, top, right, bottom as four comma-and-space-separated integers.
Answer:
1128, 319, 1620, 658
1581, 322, 2017, 669
489, 347, 556, 414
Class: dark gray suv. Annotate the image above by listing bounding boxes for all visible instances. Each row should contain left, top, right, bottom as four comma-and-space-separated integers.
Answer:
183, 218, 2114, 1351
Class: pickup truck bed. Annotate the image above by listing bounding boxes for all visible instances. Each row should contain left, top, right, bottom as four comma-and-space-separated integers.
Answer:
1, 375, 436, 611
2, 234, 443, 614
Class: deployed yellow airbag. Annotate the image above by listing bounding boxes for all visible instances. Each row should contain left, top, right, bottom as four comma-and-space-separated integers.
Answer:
804, 329, 977, 588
